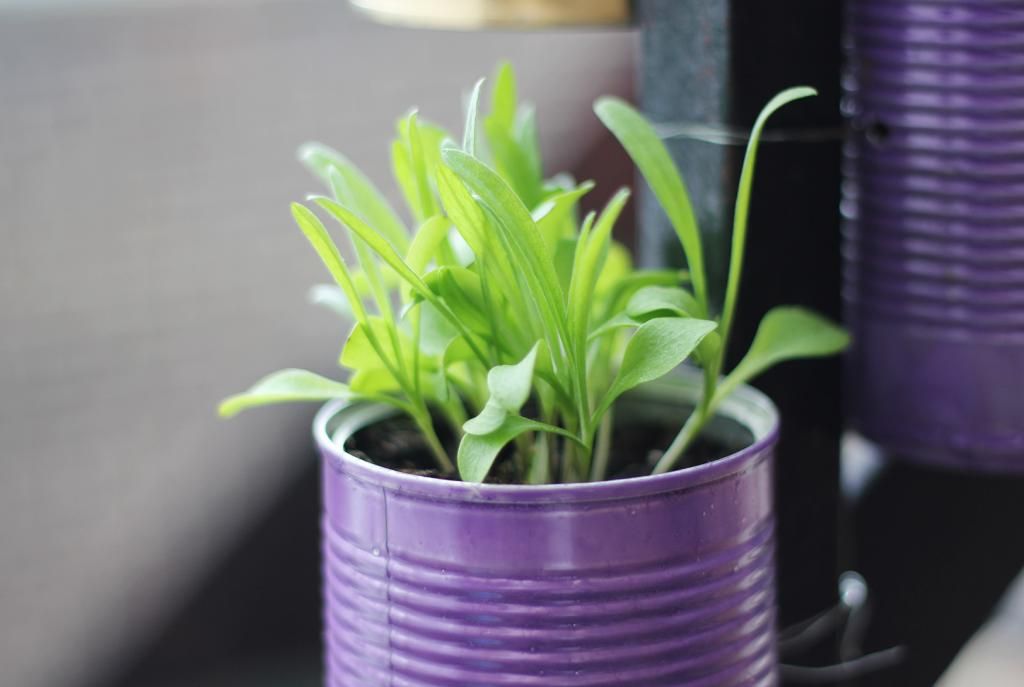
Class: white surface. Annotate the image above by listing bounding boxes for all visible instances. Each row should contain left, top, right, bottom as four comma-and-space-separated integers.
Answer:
938, 570, 1024, 687
0, 3, 634, 686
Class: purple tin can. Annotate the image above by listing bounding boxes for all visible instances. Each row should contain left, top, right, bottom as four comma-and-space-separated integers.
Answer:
316, 375, 781, 686
844, 0, 1024, 471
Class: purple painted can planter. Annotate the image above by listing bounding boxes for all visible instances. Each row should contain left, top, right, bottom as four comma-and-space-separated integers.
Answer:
315, 376, 781, 686
844, 0, 1024, 471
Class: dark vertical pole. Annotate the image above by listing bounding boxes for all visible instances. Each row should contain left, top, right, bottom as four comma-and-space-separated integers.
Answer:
636, 0, 845, 649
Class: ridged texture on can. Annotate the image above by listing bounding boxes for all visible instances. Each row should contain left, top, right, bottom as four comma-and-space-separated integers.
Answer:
316, 382, 780, 686
843, 0, 1024, 471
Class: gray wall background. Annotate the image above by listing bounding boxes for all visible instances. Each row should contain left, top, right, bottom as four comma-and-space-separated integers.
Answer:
0, 2, 633, 685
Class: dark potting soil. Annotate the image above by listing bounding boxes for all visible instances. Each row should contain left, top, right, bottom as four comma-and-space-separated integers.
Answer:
344, 413, 748, 484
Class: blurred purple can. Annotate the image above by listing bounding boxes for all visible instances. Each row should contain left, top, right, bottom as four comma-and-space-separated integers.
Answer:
844, 0, 1024, 471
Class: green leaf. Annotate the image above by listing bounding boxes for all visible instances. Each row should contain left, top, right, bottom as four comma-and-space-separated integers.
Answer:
458, 415, 536, 483
594, 241, 632, 298
626, 286, 700, 320
488, 341, 540, 411
606, 269, 691, 311
593, 317, 717, 422
391, 138, 419, 220
694, 330, 722, 368
219, 369, 350, 418
417, 119, 450, 193
349, 367, 401, 394
314, 197, 433, 301
462, 401, 508, 437
314, 197, 490, 368
462, 78, 485, 156
391, 111, 441, 223
568, 189, 630, 354
484, 63, 543, 207
422, 266, 490, 335
436, 162, 485, 254
291, 203, 368, 325
718, 87, 817, 370
594, 97, 707, 309
442, 149, 567, 352
486, 123, 542, 208
326, 166, 395, 324
298, 142, 409, 252
404, 215, 452, 299
716, 306, 849, 401
533, 180, 594, 250
463, 342, 539, 435
340, 317, 410, 370
489, 61, 517, 134
458, 413, 583, 483
516, 104, 542, 188
416, 300, 459, 357
588, 312, 641, 342
553, 238, 578, 295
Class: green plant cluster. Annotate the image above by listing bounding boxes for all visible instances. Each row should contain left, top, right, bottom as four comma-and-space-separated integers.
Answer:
220, 63, 848, 483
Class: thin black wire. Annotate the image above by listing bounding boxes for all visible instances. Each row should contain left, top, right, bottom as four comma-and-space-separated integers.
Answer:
655, 122, 844, 145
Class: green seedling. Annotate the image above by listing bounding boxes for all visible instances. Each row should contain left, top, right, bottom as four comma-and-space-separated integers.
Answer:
220, 62, 847, 483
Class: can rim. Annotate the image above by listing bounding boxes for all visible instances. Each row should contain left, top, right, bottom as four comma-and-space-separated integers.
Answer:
314, 370, 780, 503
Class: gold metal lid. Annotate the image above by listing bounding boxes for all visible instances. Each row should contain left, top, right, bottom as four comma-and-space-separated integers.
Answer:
349, 0, 631, 29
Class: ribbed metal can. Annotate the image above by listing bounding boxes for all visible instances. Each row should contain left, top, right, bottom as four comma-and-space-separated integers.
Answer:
315, 376, 781, 686
843, 0, 1024, 471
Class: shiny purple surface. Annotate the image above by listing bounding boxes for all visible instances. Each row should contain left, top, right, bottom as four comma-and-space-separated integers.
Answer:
844, 0, 1024, 471
315, 378, 781, 686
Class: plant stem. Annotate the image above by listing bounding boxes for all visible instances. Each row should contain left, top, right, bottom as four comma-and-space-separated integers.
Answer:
653, 405, 711, 475
561, 442, 576, 482
701, 365, 716, 417
589, 409, 613, 481
411, 407, 454, 474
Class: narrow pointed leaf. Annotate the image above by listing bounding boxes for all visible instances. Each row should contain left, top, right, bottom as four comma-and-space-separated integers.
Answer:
594, 241, 632, 298
533, 180, 594, 249
404, 215, 453, 299
298, 142, 408, 251
422, 266, 491, 335
489, 61, 517, 133
463, 78, 485, 155
718, 87, 817, 361
314, 196, 432, 300
485, 123, 542, 208
315, 196, 489, 367
516, 104, 542, 187
442, 149, 567, 347
595, 97, 707, 308
437, 162, 485, 254
219, 369, 350, 418
568, 189, 630, 352
399, 111, 440, 221
291, 203, 368, 324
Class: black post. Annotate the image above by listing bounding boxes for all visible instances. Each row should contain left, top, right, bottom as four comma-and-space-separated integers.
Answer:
636, 0, 845, 655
